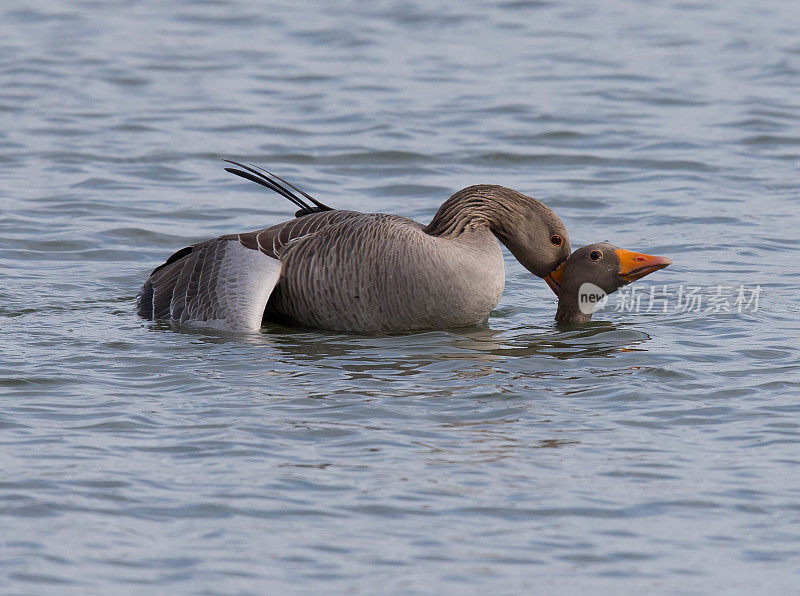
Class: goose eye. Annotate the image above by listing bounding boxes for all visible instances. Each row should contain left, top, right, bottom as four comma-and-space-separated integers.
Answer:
589, 250, 603, 261
550, 234, 563, 246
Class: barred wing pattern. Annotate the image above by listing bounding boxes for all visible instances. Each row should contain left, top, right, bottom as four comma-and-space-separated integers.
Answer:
137, 209, 365, 331
235, 210, 364, 258
137, 238, 281, 332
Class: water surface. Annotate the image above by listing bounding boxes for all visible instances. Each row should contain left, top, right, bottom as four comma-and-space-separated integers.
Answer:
2, 0, 800, 593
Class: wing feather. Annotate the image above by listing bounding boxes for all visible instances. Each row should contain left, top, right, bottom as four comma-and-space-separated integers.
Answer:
138, 239, 281, 332
139, 211, 365, 332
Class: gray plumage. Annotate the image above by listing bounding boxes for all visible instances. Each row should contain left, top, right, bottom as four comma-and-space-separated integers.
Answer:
137, 168, 571, 333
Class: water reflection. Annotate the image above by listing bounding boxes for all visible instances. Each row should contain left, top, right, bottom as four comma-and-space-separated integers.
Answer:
499, 322, 651, 360
149, 314, 651, 365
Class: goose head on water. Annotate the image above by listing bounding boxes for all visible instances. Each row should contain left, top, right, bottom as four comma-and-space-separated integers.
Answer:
546, 242, 672, 324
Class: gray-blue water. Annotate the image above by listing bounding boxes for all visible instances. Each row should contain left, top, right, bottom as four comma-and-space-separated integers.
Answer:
2, 0, 800, 593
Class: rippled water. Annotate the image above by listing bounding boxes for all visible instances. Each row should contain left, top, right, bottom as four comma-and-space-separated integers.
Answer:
2, 0, 800, 592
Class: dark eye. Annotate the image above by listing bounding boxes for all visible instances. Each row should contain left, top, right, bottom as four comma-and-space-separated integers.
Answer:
550, 234, 563, 246
589, 250, 603, 261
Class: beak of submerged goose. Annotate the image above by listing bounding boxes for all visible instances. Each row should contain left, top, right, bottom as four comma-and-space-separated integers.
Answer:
545, 261, 566, 296
616, 249, 672, 283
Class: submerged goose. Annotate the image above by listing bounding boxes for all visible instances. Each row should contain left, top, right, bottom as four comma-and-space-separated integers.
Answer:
548, 242, 672, 323
138, 162, 571, 332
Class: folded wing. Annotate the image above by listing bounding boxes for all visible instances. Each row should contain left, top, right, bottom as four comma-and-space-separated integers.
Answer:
137, 238, 281, 332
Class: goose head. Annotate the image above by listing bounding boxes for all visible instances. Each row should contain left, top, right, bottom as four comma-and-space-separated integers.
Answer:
492, 190, 572, 280
548, 242, 672, 323
425, 185, 572, 280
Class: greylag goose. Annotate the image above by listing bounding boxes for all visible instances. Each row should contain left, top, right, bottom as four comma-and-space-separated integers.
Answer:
547, 242, 672, 323
137, 162, 571, 332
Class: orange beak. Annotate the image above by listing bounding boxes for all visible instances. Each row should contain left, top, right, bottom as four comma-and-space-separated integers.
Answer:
545, 262, 566, 296
615, 249, 672, 282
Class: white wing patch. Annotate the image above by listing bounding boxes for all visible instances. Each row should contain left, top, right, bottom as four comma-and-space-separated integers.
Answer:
181, 240, 281, 332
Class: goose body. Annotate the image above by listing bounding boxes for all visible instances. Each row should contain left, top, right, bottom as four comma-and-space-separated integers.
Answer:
263, 212, 505, 331
137, 163, 571, 333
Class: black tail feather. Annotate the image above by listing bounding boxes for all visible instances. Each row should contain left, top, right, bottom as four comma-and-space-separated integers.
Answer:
223, 160, 333, 216
224, 165, 308, 212
249, 163, 332, 213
